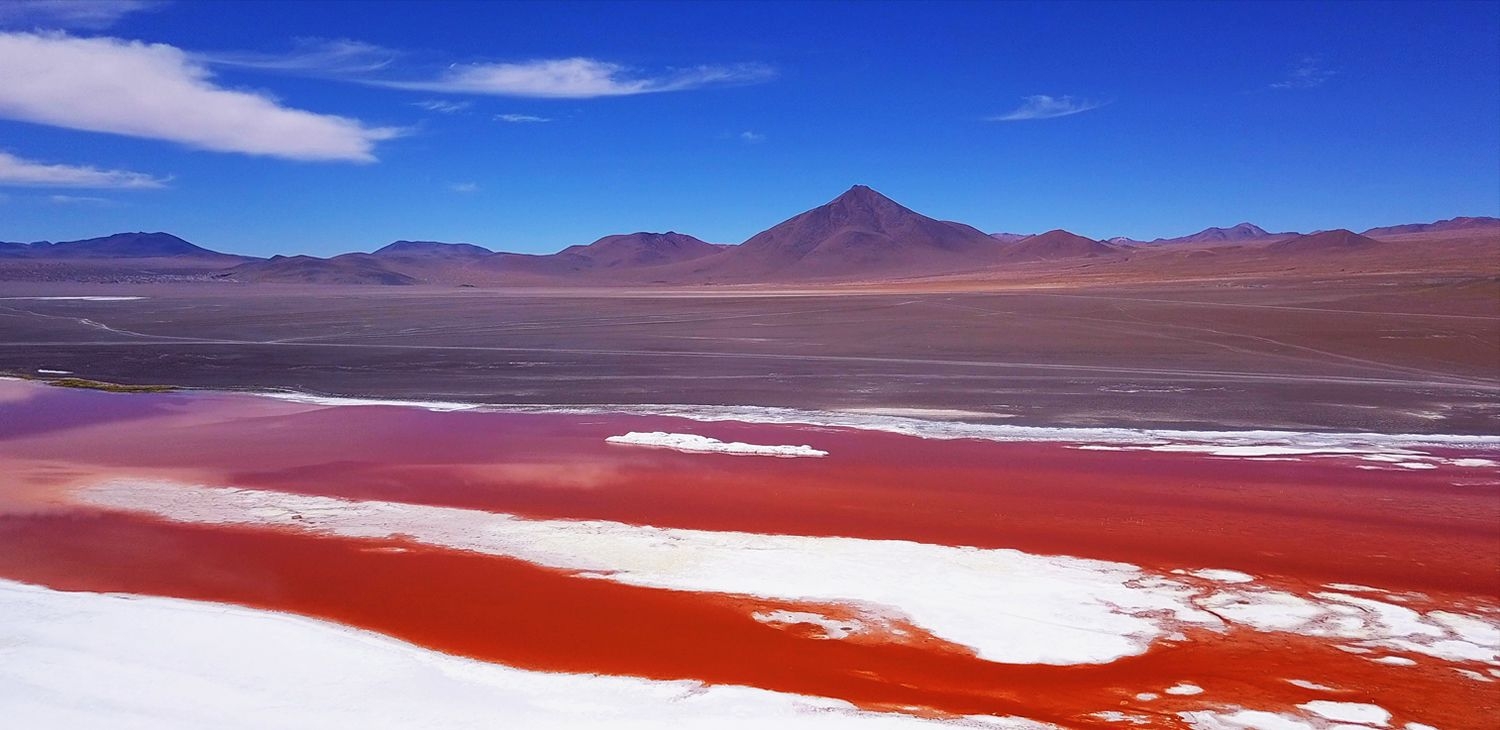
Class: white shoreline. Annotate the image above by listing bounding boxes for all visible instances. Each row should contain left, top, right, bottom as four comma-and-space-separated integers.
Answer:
0, 295, 144, 301
4, 377, 1496, 453
252, 390, 1500, 453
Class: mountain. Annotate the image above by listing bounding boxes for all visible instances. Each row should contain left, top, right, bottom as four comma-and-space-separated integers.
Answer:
999, 230, 1119, 261
0, 232, 243, 261
1152, 223, 1277, 244
1361, 217, 1500, 237
1269, 229, 1383, 253
471, 231, 721, 281
371, 241, 492, 258
989, 232, 1030, 244
217, 254, 416, 285
553, 232, 721, 269
689, 185, 999, 281
361, 241, 495, 283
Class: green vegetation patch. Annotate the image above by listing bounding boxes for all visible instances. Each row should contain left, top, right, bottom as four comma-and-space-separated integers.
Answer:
44, 377, 176, 393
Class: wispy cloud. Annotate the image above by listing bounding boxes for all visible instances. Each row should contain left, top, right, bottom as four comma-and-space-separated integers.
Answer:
202, 39, 774, 100
989, 95, 1106, 122
0, 0, 160, 30
0, 32, 403, 162
495, 113, 550, 123
449, 182, 478, 193
739, 130, 765, 143
414, 99, 471, 114
48, 193, 114, 205
381, 57, 775, 98
200, 38, 399, 75
0, 150, 168, 188
1270, 56, 1335, 90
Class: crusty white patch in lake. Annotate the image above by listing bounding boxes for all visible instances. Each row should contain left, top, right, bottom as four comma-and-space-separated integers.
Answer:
75, 480, 1500, 669
606, 431, 827, 457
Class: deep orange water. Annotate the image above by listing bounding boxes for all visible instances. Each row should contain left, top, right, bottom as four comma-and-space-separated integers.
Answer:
1, 380, 1497, 727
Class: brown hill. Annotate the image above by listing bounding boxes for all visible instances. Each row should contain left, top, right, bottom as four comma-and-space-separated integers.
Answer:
686, 185, 998, 281
371, 241, 492, 258
989, 232, 1030, 244
554, 232, 721, 269
470, 231, 721, 281
1269, 229, 1384, 253
1152, 222, 1278, 244
478, 251, 589, 278
1000, 230, 1119, 261
0, 232, 246, 262
1362, 216, 1500, 237
0, 232, 255, 283
217, 254, 416, 285
359, 242, 496, 284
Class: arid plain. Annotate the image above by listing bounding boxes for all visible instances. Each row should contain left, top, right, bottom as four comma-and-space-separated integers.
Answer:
1, 270, 1495, 435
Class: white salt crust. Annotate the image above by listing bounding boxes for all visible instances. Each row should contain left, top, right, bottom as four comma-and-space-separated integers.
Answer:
0, 296, 143, 301
251, 391, 1500, 456
605, 431, 827, 457
0, 579, 1049, 730
76, 481, 1500, 669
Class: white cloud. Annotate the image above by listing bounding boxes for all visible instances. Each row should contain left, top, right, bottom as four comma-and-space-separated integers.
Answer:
47, 194, 113, 204
0, 1, 159, 30
449, 182, 478, 193
495, 113, 550, 123
382, 57, 775, 98
1271, 56, 1335, 90
201, 38, 399, 75
989, 95, 1106, 121
414, 99, 471, 114
0, 150, 167, 188
0, 32, 403, 162
739, 130, 765, 143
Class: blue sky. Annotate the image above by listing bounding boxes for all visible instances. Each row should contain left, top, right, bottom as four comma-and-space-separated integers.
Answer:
0, 0, 1496, 256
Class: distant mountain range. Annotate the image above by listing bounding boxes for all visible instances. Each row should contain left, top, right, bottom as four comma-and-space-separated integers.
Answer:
0, 232, 248, 262
2, 188, 1495, 285
1359, 216, 1500, 237
1152, 222, 1287, 244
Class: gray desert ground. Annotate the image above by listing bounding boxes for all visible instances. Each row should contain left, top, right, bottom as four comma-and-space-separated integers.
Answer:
2, 268, 1495, 434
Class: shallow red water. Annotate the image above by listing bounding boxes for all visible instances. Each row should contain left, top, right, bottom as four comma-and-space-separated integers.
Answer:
1, 380, 1497, 727
2, 511, 1493, 728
